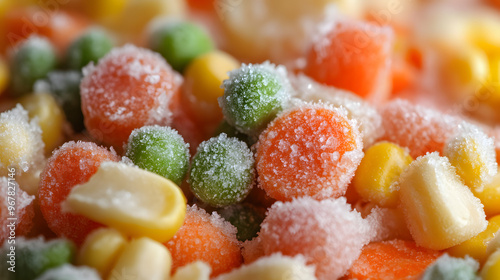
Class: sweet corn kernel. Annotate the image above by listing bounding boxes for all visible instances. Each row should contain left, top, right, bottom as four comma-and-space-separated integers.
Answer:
64, 162, 187, 243
487, 229, 500, 257
213, 254, 316, 280
185, 51, 239, 104
19, 93, 65, 154
0, 105, 44, 173
183, 51, 239, 125
108, 237, 172, 280
481, 249, 500, 280
474, 170, 500, 217
352, 142, 412, 208
467, 13, 500, 54
0, 56, 8, 96
444, 124, 497, 191
171, 261, 211, 280
112, 0, 186, 38
85, 0, 127, 23
442, 47, 489, 90
78, 228, 128, 278
398, 152, 487, 250
447, 215, 500, 264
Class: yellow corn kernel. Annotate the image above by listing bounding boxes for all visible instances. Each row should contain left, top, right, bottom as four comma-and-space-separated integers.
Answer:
185, 51, 239, 104
398, 152, 487, 250
0, 56, 8, 96
112, 0, 186, 38
64, 161, 186, 243
474, 170, 500, 217
213, 254, 316, 280
442, 47, 489, 90
482, 249, 500, 280
19, 93, 64, 154
487, 229, 500, 258
78, 228, 128, 278
107, 237, 172, 280
467, 13, 500, 54
183, 51, 239, 125
447, 215, 500, 264
444, 125, 497, 191
0, 105, 44, 173
171, 261, 211, 280
352, 142, 412, 208
85, 0, 127, 23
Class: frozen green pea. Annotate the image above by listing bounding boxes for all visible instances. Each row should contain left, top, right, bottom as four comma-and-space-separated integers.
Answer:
66, 29, 114, 70
219, 62, 290, 136
420, 254, 480, 280
9, 36, 57, 96
35, 70, 84, 132
189, 133, 255, 207
0, 237, 75, 280
150, 21, 214, 72
126, 125, 190, 185
218, 203, 265, 241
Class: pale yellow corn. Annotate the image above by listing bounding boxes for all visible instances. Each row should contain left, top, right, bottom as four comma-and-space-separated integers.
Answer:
171, 261, 211, 280
107, 237, 172, 280
474, 170, 500, 217
64, 161, 186, 243
467, 12, 500, 54
19, 93, 65, 154
78, 228, 128, 278
0, 105, 44, 174
482, 249, 500, 280
444, 123, 497, 191
352, 142, 412, 208
398, 152, 487, 250
447, 215, 500, 264
487, 229, 500, 258
213, 254, 317, 280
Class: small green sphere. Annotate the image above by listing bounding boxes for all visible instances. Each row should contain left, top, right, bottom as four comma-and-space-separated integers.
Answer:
219, 62, 290, 136
189, 133, 255, 207
66, 29, 114, 70
9, 36, 57, 96
150, 21, 214, 72
218, 203, 265, 241
420, 254, 479, 280
126, 125, 190, 185
1, 237, 75, 280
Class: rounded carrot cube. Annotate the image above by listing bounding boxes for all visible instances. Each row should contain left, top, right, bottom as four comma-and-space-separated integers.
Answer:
305, 20, 394, 102
164, 205, 242, 277
345, 240, 442, 280
256, 103, 363, 201
38, 141, 119, 245
80, 45, 182, 149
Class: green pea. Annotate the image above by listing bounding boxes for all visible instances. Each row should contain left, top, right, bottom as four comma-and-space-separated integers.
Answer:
420, 254, 479, 280
150, 21, 214, 72
219, 62, 290, 136
126, 125, 190, 185
0, 237, 75, 280
66, 29, 114, 70
189, 133, 255, 207
9, 36, 57, 96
